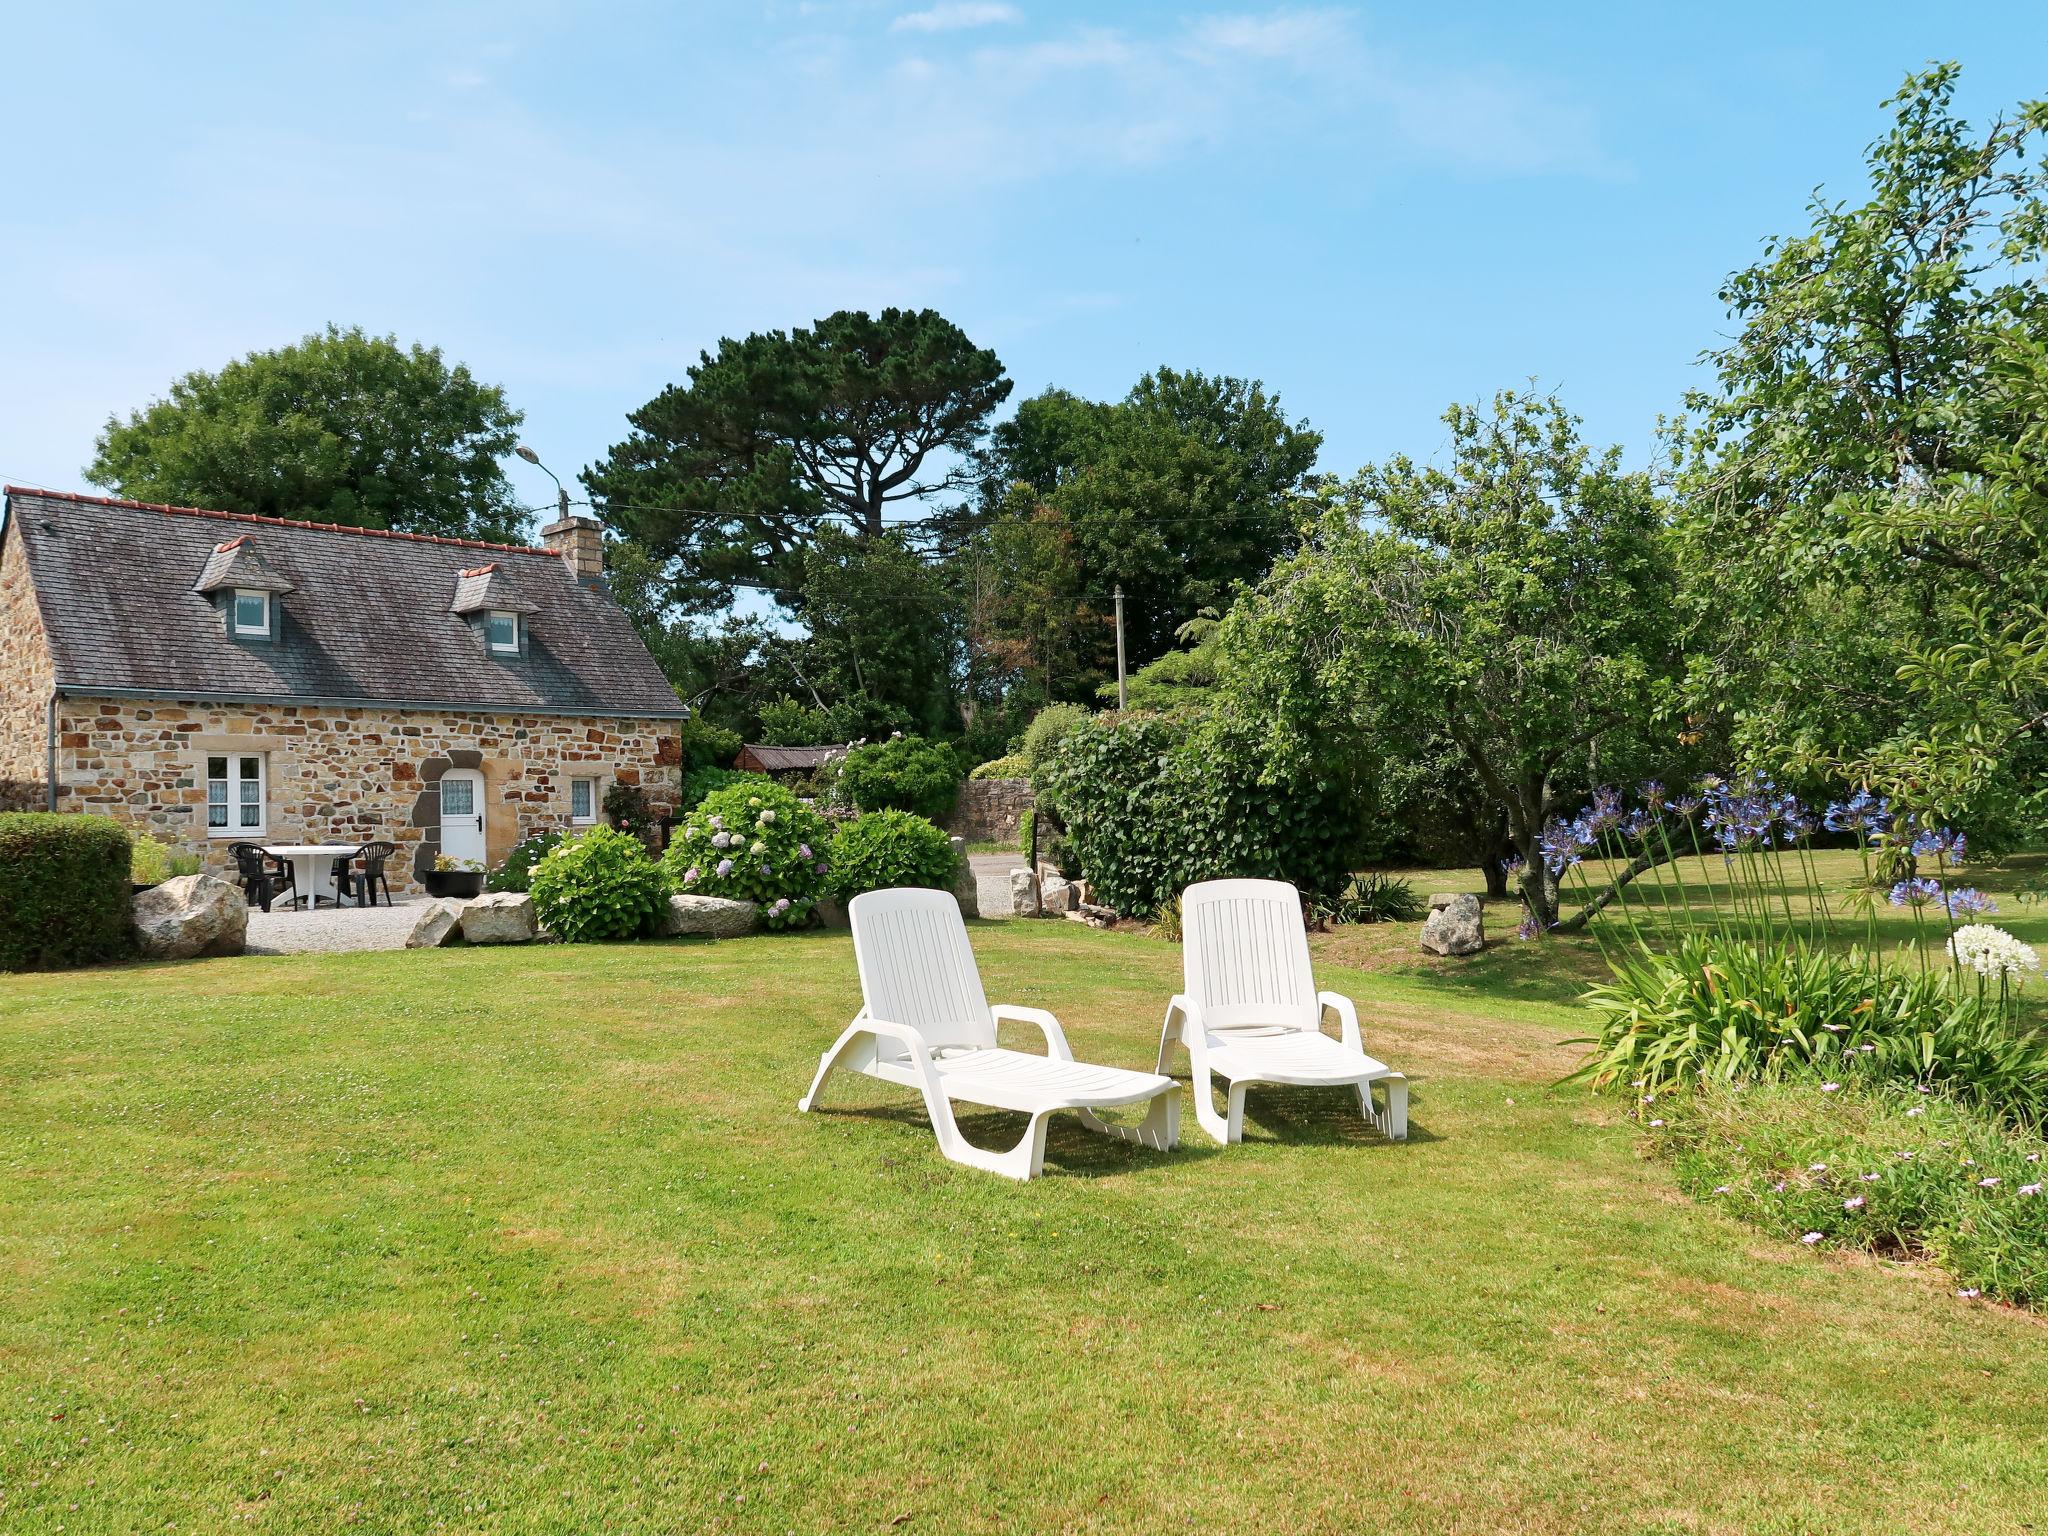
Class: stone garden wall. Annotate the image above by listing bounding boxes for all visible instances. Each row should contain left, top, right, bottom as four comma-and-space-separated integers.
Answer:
47, 695, 681, 895
947, 777, 1033, 844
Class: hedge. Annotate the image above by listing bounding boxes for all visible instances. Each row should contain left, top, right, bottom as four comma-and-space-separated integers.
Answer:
836, 735, 960, 821
0, 813, 135, 971
1038, 711, 1366, 919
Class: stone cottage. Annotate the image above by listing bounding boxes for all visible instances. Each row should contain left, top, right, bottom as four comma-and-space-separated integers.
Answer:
0, 486, 686, 892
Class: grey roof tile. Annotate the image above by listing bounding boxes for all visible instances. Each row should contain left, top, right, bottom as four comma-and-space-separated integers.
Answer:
5, 488, 685, 717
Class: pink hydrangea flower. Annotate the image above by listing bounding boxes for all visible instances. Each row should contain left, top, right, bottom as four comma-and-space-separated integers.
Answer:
716, 858, 733, 878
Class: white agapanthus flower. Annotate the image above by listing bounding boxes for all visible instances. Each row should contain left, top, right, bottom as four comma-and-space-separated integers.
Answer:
1947, 924, 2042, 984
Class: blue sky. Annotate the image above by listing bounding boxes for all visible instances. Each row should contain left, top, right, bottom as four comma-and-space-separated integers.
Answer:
2, 2, 2042, 532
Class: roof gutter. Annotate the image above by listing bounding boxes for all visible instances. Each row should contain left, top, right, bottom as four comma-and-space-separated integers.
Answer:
49, 682, 689, 721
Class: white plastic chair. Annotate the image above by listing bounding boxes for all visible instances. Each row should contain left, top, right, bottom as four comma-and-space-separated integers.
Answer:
799, 887, 1179, 1180
1158, 878, 1408, 1145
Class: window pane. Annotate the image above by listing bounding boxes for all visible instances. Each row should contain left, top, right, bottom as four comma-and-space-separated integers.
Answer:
487, 612, 517, 650
442, 778, 474, 816
235, 592, 267, 632
571, 778, 592, 819
208, 756, 227, 779
239, 756, 261, 780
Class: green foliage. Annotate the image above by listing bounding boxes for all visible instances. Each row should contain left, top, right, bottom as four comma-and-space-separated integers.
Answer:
1310, 872, 1423, 926
488, 830, 567, 894
680, 766, 776, 813
1657, 1081, 2048, 1307
790, 528, 961, 737
1573, 934, 2048, 1129
87, 325, 526, 541
971, 369, 1322, 681
1017, 703, 1090, 779
836, 735, 960, 821
1675, 66, 2048, 838
1017, 806, 1079, 878
827, 811, 961, 902
677, 718, 742, 773
664, 783, 830, 929
602, 781, 654, 833
1222, 387, 1676, 929
129, 835, 199, 887
755, 695, 868, 747
526, 826, 670, 943
0, 813, 135, 971
1039, 710, 1364, 919
586, 308, 1009, 616
969, 755, 1028, 780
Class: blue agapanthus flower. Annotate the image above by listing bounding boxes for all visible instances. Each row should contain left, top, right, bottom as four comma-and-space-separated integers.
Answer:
1911, 827, 1966, 861
1539, 818, 1591, 874
1943, 887, 1996, 918
1823, 789, 1891, 836
1889, 877, 1943, 909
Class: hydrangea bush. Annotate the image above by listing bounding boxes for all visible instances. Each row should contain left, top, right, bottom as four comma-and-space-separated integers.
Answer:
663, 782, 830, 930
828, 811, 961, 902
527, 825, 670, 943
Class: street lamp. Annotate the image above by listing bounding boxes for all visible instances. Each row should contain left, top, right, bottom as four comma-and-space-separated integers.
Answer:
514, 444, 571, 520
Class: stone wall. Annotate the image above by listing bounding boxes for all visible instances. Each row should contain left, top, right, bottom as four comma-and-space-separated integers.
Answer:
51, 695, 682, 893
947, 777, 1033, 845
0, 518, 54, 785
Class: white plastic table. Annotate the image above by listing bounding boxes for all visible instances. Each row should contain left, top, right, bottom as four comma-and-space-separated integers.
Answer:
263, 844, 362, 911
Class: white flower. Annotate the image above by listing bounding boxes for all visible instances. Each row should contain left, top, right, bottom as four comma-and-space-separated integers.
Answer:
758, 809, 776, 825
1947, 924, 2042, 983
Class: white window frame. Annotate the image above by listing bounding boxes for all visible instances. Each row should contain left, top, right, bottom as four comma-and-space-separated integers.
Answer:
485, 610, 520, 654
205, 753, 268, 838
232, 588, 271, 637
569, 775, 598, 825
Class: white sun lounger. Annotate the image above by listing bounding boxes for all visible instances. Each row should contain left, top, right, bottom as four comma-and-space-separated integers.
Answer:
1158, 878, 1408, 1145
799, 887, 1179, 1180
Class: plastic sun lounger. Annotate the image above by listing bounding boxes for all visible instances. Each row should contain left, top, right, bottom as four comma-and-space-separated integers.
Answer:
1159, 878, 1408, 1145
798, 887, 1178, 1180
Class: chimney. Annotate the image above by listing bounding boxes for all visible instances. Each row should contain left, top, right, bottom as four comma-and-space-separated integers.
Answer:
540, 515, 604, 583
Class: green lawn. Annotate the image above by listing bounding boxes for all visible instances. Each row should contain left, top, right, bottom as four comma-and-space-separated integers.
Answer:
4, 919, 2047, 1533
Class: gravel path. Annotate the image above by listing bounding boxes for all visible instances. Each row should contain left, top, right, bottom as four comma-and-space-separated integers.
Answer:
971, 852, 1023, 919
245, 898, 426, 955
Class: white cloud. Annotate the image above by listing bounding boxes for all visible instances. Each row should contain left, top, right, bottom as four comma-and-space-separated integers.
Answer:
890, 2, 1021, 34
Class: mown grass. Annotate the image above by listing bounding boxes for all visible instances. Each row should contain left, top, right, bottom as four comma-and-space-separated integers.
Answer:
4, 920, 2047, 1533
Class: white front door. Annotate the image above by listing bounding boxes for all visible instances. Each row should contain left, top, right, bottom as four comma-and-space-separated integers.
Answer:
439, 769, 486, 867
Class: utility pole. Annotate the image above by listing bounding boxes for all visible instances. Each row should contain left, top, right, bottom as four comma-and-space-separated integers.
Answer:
1114, 585, 1127, 710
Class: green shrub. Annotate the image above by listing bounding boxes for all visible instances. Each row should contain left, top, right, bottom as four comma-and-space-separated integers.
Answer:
677, 717, 742, 772
837, 735, 960, 821
1655, 1080, 2048, 1307
1572, 934, 2048, 1129
1038, 710, 1365, 919
527, 825, 670, 943
828, 811, 961, 902
680, 765, 775, 812
0, 813, 135, 971
129, 834, 200, 887
1311, 872, 1424, 925
1019, 703, 1090, 778
488, 830, 566, 893
664, 782, 831, 930
969, 754, 1028, 781
1017, 806, 1078, 877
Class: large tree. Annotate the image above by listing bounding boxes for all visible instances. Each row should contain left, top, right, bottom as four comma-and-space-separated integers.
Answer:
1676, 65, 2048, 838
584, 308, 1009, 616
962, 367, 1321, 699
1219, 389, 1678, 929
87, 325, 527, 541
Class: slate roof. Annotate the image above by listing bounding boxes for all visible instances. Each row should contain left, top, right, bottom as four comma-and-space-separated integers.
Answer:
448, 562, 538, 615
735, 743, 851, 772
192, 536, 295, 595
3, 488, 686, 717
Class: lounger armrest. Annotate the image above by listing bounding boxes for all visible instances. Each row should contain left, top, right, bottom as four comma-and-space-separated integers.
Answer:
1317, 991, 1364, 1053
991, 1004, 1074, 1061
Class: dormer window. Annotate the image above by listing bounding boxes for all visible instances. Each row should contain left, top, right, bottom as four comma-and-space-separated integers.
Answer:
192, 535, 294, 641
486, 610, 520, 653
233, 589, 271, 637
451, 561, 537, 653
